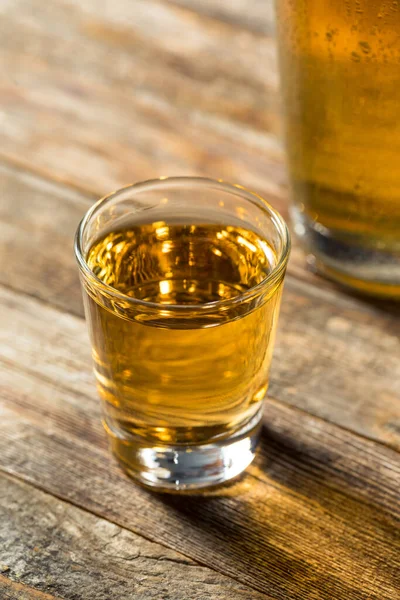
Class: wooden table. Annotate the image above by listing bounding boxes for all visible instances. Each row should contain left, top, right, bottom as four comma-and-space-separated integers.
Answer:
1, 1, 399, 598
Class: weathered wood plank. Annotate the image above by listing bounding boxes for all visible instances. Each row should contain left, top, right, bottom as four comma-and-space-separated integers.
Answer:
1, 168, 75, 316
163, 0, 274, 34
1, 162, 400, 449
0, 355, 399, 599
0, 164, 92, 317
0, 0, 283, 199
1, 3, 399, 599
0, 474, 267, 600
0, 575, 62, 600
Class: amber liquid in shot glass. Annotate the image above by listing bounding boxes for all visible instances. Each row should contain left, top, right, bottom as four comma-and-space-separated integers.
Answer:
75, 179, 289, 491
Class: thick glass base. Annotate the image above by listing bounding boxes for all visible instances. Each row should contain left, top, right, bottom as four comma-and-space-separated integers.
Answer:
104, 413, 262, 492
292, 206, 400, 299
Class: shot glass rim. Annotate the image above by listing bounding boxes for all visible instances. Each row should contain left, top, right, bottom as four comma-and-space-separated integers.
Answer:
74, 176, 290, 312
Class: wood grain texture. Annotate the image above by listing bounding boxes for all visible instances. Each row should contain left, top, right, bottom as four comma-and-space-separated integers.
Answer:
1, 161, 400, 449
0, 287, 399, 599
163, 0, 275, 34
0, 0, 283, 198
0, 575, 62, 600
1, 2, 400, 599
0, 474, 266, 600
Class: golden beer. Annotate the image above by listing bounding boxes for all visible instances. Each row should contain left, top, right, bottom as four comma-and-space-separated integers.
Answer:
276, 0, 400, 296
75, 179, 289, 490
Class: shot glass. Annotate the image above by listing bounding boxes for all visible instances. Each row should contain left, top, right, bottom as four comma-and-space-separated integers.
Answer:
75, 177, 290, 491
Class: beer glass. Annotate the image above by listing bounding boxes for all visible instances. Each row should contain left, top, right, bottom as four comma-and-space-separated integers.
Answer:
75, 178, 290, 491
276, 0, 400, 297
